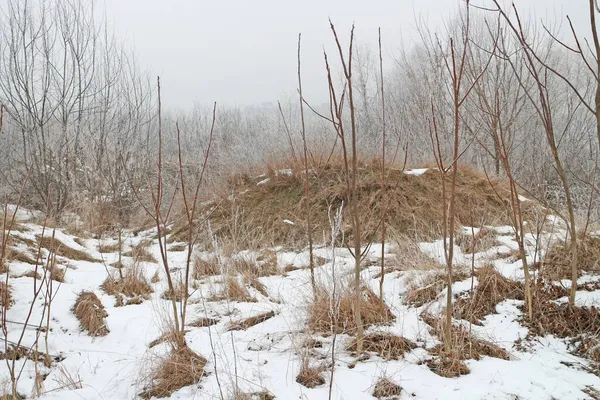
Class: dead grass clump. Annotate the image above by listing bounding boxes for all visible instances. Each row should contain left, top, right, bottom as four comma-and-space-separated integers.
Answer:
0, 283, 12, 308
149, 330, 190, 349
161, 281, 187, 302
426, 356, 470, 378
189, 317, 219, 327
38, 236, 98, 262
454, 265, 523, 324
243, 273, 269, 297
207, 159, 524, 249
347, 333, 417, 360
21, 270, 41, 279
543, 234, 600, 280
577, 337, 600, 363
296, 365, 325, 388
98, 242, 120, 253
455, 227, 498, 254
72, 291, 109, 337
151, 270, 160, 283
383, 236, 442, 273
404, 270, 470, 307
6, 248, 37, 265
169, 244, 187, 252
101, 265, 153, 302
193, 255, 221, 278
372, 377, 402, 398
139, 345, 206, 399
308, 286, 394, 335
227, 311, 276, 331
230, 255, 277, 277
213, 276, 256, 303
524, 295, 600, 339
49, 264, 66, 283
124, 241, 157, 263
424, 314, 509, 363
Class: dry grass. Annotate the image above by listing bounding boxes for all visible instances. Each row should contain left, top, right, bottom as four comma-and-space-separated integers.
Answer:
377, 236, 442, 276
243, 273, 269, 297
230, 255, 277, 277
193, 255, 221, 278
308, 286, 394, 335
97, 242, 120, 253
543, 234, 600, 280
49, 263, 66, 283
21, 270, 41, 279
101, 264, 153, 301
372, 377, 402, 398
213, 276, 256, 303
227, 311, 276, 331
295, 364, 325, 388
124, 241, 157, 263
453, 265, 523, 324
426, 356, 470, 378
72, 291, 109, 337
404, 270, 470, 307
347, 333, 417, 360
149, 330, 190, 349
189, 317, 219, 328
38, 236, 98, 262
0, 283, 12, 309
139, 345, 206, 399
455, 227, 498, 254
231, 390, 275, 400
151, 270, 160, 283
169, 244, 187, 252
6, 248, 37, 265
424, 314, 509, 368
206, 159, 529, 249
161, 281, 187, 302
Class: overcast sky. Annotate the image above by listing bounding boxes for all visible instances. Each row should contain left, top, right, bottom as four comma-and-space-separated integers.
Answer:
102, 0, 588, 109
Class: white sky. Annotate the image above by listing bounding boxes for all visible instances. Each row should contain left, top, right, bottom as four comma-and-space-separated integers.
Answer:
102, 0, 588, 109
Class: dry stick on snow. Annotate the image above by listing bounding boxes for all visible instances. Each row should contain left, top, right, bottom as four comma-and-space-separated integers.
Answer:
176, 102, 216, 330
378, 27, 387, 302
492, 1, 579, 306
297, 33, 316, 294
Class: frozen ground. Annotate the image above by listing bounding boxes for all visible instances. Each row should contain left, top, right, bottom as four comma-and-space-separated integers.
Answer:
1, 207, 599, 400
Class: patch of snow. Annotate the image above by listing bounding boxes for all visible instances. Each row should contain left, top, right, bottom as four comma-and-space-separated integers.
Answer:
404, 168, 428, 176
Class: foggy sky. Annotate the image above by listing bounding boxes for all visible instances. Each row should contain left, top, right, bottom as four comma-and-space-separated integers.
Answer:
102, 0, 587, 109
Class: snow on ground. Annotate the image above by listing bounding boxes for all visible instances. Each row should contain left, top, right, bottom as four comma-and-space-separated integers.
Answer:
1, 210, 599, 399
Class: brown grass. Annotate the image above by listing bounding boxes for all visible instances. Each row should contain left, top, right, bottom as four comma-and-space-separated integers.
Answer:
243, 273, 269, 297
543, 234, 600, 280
38, 236, 98, 262
149, 330, 190, 349
139, 345, 206, 399
455, 227, 498, 254
404, 270, 470, 308
372, 377, 402, 398
426, 356, 470, 378
124, 241, 157, 263
230, 255, 277, 277
72, 291, 109, 337
453, 265, 523, 324
227, 311, 276, 331
21, 270, 41, 279
169, 244, 187, 252
206, 159, 530, 249
193, 255, 221, 278
49, 263, 66, 283
377, 236, 442, 275
213, 276, 256, 303
151, 270, 160, 283
101, 264, 153, 300
347, 333, 417, 360
6, 248, 37, 265
98, 243, 120, 253
189, 317, 219, 327
308, 286, 394, 335
161, 281, 187, 302
296, 365, 325, 388
424, 314, 509, 363
0, 283, 12, 308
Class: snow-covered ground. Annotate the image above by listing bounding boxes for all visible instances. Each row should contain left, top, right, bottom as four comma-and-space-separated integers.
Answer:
1, 209, 599, 400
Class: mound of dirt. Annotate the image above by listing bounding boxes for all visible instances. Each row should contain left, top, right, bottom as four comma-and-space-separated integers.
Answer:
200, 159, 533, 249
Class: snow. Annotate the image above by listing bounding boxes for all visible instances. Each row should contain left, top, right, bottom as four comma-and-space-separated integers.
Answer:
0, 208, 599, 399
404, 168, 429, 176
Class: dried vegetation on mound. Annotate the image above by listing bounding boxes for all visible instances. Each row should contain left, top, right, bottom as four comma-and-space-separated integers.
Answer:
101, 264, 153, 304
347, 332, 417, 360
201, 159, 533, 249
404, 270, 470, 307
372, 377, 402, 398
38, 236, 98, 262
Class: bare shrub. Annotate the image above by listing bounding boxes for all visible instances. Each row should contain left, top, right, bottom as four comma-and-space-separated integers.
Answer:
308, 286, 394, 334
372, 377, 402, 398
72, 291, 109, 337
